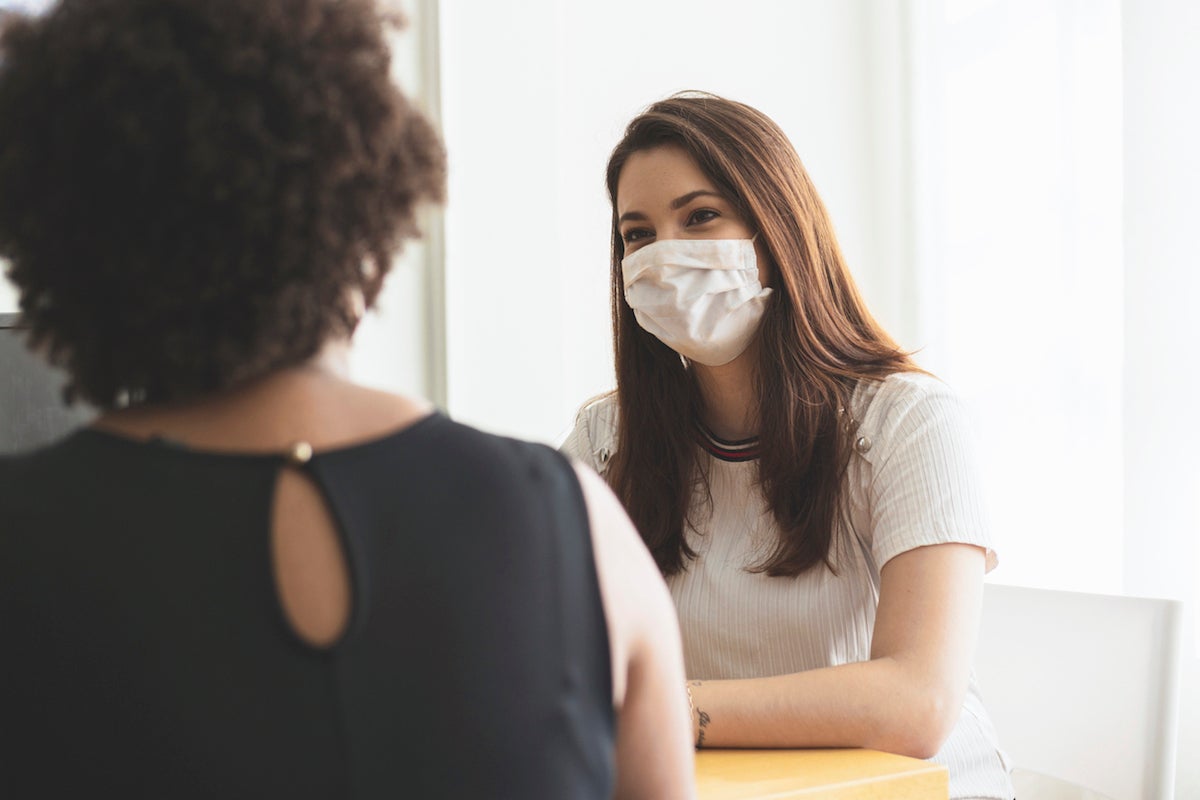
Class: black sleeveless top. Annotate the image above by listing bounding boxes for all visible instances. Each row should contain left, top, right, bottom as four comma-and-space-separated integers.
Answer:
0, 413, 615, 798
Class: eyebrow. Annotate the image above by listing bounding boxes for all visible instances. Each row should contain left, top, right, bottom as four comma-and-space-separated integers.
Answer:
617, 189, 725, 225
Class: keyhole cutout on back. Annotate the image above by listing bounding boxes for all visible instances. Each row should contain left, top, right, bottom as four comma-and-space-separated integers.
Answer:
270, 464, 352, 649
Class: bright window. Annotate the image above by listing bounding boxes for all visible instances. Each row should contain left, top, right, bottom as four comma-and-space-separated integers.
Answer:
909, 0, 1124, 593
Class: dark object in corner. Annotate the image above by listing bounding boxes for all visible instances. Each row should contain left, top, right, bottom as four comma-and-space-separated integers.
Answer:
0, 313, 94, 455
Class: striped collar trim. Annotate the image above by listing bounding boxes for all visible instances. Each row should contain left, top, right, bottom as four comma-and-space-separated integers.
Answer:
695, 421, 761, 462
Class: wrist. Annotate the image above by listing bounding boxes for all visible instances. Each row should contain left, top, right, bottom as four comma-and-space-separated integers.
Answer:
686, 680, 703, 748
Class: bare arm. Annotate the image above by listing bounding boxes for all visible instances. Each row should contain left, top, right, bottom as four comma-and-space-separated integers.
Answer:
687, 542, 986, 758
574, 463, 696, 800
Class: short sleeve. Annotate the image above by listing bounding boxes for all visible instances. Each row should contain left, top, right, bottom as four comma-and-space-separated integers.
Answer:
854, 375, 998, 572
559, 395, 618, 477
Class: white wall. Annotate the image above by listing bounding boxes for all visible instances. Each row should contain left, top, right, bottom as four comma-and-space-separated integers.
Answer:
438, 0, 905, 444
1122, 1, 1200, 794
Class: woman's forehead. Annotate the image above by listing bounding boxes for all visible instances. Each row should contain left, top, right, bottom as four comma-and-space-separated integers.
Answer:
616, 145, 717, 213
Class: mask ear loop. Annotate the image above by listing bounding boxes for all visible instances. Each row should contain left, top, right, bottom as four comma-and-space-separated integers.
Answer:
748, 231, 774, 293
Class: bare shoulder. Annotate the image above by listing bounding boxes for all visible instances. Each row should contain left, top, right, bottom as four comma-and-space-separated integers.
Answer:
569, 463, 677, 700
338, 380, 434, 429
571, 461, 696, 798
570, 462, 663, 609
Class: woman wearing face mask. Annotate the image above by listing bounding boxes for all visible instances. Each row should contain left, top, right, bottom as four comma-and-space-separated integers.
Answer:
563, 93, 1014, 800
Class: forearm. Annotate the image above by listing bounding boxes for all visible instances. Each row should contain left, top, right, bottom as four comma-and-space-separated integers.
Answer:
685, 545, 988, 757
688, 657, 962, 758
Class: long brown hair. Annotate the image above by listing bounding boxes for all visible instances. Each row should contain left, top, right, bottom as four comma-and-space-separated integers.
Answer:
605, 92, 918, 577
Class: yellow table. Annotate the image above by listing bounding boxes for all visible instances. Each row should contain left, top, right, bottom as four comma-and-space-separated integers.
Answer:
695, 748, 949, 799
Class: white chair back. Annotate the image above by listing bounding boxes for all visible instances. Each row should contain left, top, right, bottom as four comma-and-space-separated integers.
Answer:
975, 584, 1183, 800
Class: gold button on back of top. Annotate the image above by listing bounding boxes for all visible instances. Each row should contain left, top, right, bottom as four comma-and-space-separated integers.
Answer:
288, 441, 314, 465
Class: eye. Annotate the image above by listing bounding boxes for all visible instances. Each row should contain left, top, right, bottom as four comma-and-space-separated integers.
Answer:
621, 227, 654, 245
687, 209, 719, 226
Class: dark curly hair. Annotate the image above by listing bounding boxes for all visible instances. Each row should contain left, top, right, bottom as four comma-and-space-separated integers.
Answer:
0, 0, 446, 408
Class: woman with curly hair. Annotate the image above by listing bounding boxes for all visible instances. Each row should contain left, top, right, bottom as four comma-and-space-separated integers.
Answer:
0, 2, 694, 797
563, 93, 1013, 800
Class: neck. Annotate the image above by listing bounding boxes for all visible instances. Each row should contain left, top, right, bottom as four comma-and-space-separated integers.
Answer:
691, 347, 759, 441
96, 337, 360, 433
306, 337, 353, 380
93, 336, 432, 452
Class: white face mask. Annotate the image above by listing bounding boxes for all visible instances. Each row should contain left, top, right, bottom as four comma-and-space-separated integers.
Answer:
621, 237, 772, 366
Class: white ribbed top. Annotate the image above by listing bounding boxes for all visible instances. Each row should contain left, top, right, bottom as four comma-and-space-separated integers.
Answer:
563, 373, 1013, 800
